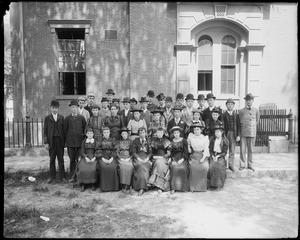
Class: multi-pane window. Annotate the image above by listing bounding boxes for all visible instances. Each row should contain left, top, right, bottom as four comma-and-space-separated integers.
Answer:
221, 35, 236, 94
197, 35, 213, 91
57, 28, 86, 95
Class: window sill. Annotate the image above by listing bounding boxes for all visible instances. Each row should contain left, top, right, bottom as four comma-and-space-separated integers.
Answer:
55, 95, 86, 100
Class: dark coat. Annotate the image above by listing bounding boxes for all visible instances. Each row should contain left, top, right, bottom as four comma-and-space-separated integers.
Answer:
204, 119, 223, 138
43, 114, 65, 148
131, 137, 153, 160
201, 107, 223, 123
209, 136, 229, 158
222, 111, 240, 138
64, 114, 87, 148
167, 117, 188, 139
119, 109, 133, 127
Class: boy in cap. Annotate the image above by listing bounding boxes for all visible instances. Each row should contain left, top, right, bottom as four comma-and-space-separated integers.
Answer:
146, 90, 158, 112
222, 98, 240, 172
202, 93, 223, 123
84, 92, 95, 117
78, 96, 90, 121
44, 99, 66, 183
64, 100, 87, 183
238, 93, 260, 171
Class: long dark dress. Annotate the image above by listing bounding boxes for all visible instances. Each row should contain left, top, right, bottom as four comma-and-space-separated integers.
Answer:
116, 139, 133, 186
76, 139, 98, 184
170, 138, 190, 191
104, 115, 124, 140
148, 137, 171, 191
86, 116, 103, 141
96, 137, 119, 191
132, 137, 153, 191
208, 136, 229, 188
188, 133, 210, 191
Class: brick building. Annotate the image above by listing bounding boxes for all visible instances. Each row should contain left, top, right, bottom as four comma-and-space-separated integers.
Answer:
10, 2, 297, 119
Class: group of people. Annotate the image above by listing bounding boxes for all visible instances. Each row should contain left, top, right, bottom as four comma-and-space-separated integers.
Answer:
44, 89, 260, 195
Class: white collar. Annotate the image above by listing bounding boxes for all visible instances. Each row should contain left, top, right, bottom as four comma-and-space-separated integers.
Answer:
86, 138, 95, 143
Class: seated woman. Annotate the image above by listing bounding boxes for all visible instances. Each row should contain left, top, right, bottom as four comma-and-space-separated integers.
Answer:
169, 126, 189, 194
187, 122, 210, 192
85, 104, 104, 142
208, 124, 229, 191
76, 128, 98, 192
116, 127, 133, 194
131, 127, 153, 196
127, 106, 147, 141
104, 103, 125, 140
96, 127, 119, 192
148, 127, 172, 194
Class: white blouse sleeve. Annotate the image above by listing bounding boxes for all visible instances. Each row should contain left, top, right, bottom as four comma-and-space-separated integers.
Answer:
203, 135, 210, 158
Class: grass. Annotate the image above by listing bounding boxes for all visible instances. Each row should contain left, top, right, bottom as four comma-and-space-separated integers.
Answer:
68, 191, 79, 199
53, 190, 62, 196
4, 204, 41, 221
32, 186, 49, 192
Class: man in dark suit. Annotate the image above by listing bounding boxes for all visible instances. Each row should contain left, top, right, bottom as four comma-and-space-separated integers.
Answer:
201, 93, 223, 123
139, 96, 152, 129
64, 100, 87, 183
84, 92, 95, 117
146, 90, 158, 112
167, 104, 188, 139
120, 97, 133, 127
222, 98, 240, 172
44, 99, 66, 184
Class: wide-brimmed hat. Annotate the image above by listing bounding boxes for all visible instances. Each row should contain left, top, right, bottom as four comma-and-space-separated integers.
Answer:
176, 93, 184, 100
244, 93, 255, 100
106, 89, 115, 95
112, 98, 120, 103
165, 96, 173, 102
151, 109, 163, 114
205, 93, 216, 100
77, 96, 86, 102
130, 98, 138, 104
87, 92, 95, 98
172, 104, 183, 111
190, 121, 205, 129
156, 93, 166, 101
185, 93, 195, 100
69, 100, 79, 107
197, 94, 205, 100
192, 108, 202, 114
226, 98, 235, 105
118, 127, 130, 133
139, 96, 149, 103
130, 106, 143, 112
101, 97, 109, 103
90, 104, 100, 110
211, 107, 221, 114
147, 90, 155, 97
213, 123, 224, 131
122, 97, 130, 103
169, 126, 183, 133
50, 99, 59, 107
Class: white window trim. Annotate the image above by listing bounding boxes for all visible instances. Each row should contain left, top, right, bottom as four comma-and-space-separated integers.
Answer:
48, 19, 92, 34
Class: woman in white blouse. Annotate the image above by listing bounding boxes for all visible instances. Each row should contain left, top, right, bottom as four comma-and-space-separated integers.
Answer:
187, 122, 210, 192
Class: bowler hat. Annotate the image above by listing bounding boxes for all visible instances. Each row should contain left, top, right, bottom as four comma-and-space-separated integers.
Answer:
118, 127, 130, 133
130, 98, 138, 104
50, 99, 59, 107
130, 106, 143, 112
197, 94, 205, 100
147, 90, 155, 97
139, 96, 149, 103
87, 92, 95, 98
165, 96, 173, 102
77, 96, 86, 102
190, 121, 205, 129
106, 89, 115, 95
211, 107, 221, 114
205, 93, 216, 100
226, 98, 235, 105
156, 93, 166, 101
90, 104, 100, 110
169, 126, 183, 133
244, 93, 255, 100
185, 93, 195, 100
112, 98, 120, 103
176, 93, 184, 100
122, 97, 130, 103
172, 104, 183, 111
101, 97, 109, 102
69, 100, 79, 107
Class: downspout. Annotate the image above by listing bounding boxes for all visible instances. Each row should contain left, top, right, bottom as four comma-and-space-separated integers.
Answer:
19, 2, 26, 118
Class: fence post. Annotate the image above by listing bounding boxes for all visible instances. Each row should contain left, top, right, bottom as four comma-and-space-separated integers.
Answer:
287, 109, 294, 142
25, 115, 32, 148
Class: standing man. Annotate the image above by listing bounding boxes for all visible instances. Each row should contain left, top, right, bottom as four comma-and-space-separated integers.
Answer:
139, 96, 152, 129
130, 98, 138, 110
175, 93, 186, 109
201, 93, 223, 123
167, 104, 187, 139
106, 88, 115, 106
156, 93, 166, 111
64, 100, 87, 183
120, 97, 133, 127
44, 99, 66, 183
239, 93, 260, 171
162, 96, 174, 129
182, 93, 196, 127
99, 97, 111, 120
146, 90, 157, 112
84, 92, 95, 117
78, 96, 90, 121
112, 97, 121, 115
197, 94, 206, 112
222, 98, 240, 172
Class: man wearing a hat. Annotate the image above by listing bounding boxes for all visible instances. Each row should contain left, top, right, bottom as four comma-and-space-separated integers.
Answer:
167, 104, 187, 139
182, 93, 197, 127
202, 93, 223, 123
112, 98, 121, 115
78, 96, 90, 121
64, 100, 87, 183
44, 99, 66, 184
130, 97, 138, 110
238, 93, 260, 171
120, 97, 133, 126
99, 97, 111, 120
106, 89, 115, 106
222, 98, 240, 172
175, 93, 186, 109
197, 94, 206, 112
139, 96, 151, 129
204, 107, 223, 138
146, 90, 158, 112
84, 92, 96, 117
156, 93, 166, 111
162, 96, 174, 129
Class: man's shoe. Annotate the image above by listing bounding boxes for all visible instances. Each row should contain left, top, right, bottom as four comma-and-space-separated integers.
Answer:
47, 178, 54, 184
229, 166, 235, 172
248, 166, 255, 171
239, 167, 245, 171
138, 189, 144, 196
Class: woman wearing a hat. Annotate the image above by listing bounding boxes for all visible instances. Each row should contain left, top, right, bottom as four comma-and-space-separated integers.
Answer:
169, 126, 189, 194
127, 107, 147, 141
104, 103, 125, 140
116, 127, 133, 193
208, 124, 229, 190
204, 107, 223, 138
148, 109, 167, 139
187, 122, 210, 192
85, 104, 104, 142
186, 109, 205, 138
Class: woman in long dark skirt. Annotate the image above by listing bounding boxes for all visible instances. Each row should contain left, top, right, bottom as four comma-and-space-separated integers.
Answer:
116, 127, 133, 193
132, 127, 153, 196
96, 127, 119, 192
148, 127, 172, 194
208, 124, 229, 190
187, 122, 210, 192
169, 126, 189, 194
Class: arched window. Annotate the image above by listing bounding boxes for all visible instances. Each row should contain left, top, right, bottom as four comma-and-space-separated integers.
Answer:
221, 35, 236, 94
198, 35, 213, 91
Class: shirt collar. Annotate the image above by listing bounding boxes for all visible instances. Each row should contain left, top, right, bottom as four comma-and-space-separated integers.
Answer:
86, 138, 95, 143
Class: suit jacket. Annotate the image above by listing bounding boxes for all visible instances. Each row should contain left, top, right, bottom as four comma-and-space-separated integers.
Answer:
64, 114, 87, 148
239, 107, 260, 137
167, 117, 188, 139
202, 106, 223, 123
44, 114, 65, 148
222, 111, 240, 138
78, 107, 90, 122
162, 108, 174, 128
119, 109, 133, 127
